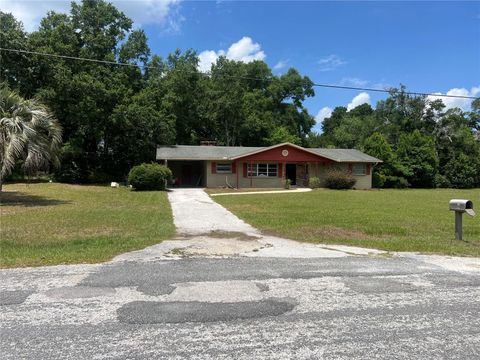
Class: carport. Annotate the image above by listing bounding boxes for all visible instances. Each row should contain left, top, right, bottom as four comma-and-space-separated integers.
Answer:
164, 160, 206, 187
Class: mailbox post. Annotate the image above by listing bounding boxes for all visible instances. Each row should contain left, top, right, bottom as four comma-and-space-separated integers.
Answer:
449, 199, 475, 240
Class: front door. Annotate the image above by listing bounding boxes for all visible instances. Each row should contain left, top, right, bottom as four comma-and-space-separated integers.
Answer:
286, 163, 296, 185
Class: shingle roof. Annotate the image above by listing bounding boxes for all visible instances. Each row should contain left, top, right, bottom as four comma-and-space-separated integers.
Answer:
156, 145, 263, 160
309, 148, 382, 163
156, 144, 382, 163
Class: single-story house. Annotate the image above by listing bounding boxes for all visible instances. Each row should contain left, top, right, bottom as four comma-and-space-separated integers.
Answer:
156, 142, 382, 189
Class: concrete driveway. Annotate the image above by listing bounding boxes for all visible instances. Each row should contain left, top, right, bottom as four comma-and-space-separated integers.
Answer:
1, 188, 479, 359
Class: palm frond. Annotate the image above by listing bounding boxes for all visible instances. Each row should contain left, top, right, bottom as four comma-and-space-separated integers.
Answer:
0, 87, 62, 182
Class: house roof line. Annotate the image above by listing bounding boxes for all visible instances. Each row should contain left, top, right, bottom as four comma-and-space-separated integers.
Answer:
228, 142, 338, 161
156, 144, 383, 163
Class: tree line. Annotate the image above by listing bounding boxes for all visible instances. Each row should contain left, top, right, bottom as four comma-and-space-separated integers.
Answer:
308, 88, 480, 188
1, 0, 478, 188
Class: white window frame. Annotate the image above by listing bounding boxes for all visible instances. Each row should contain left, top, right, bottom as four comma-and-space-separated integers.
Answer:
352, 163, 366, 176
216, 163, 232, 174
248, 163, 278, 177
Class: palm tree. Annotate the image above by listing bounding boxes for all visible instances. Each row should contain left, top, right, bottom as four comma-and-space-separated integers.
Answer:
0, 87, 62, 190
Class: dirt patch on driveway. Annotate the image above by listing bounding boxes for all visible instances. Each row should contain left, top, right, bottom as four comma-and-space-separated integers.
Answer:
194, 231, 261, 241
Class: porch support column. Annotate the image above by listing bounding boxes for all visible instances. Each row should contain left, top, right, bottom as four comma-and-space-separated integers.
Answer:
250, 160, 253, 188
164, 159, 168, 189
236, 161, 239, 189
247, 160, 253, 187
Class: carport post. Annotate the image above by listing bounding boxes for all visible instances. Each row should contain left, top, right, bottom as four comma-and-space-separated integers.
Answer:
236, 161, 239, 189
455, 212, 463, 241
164, 159, 168, 188
250, 160, 253, 188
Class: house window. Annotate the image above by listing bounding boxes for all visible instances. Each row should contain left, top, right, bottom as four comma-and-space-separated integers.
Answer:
352, 163, 366, 176
216, 163, 232, 173
248, 163, 278, 177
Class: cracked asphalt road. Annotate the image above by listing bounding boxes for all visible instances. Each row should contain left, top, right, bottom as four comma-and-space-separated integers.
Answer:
1, 189, 479, 359
1, 256, 480, 359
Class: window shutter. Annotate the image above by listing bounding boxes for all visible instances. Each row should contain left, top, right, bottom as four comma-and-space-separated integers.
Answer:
348, 163, 353, 174
278, 163, 283, 178
232, 162, 236, 174
366, 164, 371, 175
243, 163, 247, 178
211, 162, 217, 174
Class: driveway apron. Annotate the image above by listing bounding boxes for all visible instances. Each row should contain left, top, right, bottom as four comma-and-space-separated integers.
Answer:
167, 188, 259, 236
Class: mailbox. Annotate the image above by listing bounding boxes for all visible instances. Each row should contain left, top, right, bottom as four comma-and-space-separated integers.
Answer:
449, 199, 475, 240
449, 199, 475, 216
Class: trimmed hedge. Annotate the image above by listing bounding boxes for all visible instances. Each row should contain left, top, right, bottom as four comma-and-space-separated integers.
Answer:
128, 163, 172, 191
324, 169, 356, 190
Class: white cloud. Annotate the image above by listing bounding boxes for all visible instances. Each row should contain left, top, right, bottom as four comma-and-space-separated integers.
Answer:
337, 77, 391, 90
315, 92, 371, 124
273, 60, 288, 70
0, 0, 182, 32
337, 77, 369, 87
197, 36, 266, 72
0, 1, 70, 32
315, 107, 333, 123
317, 54, 346, 72
226, 36, 265, 62
427, 86, 480, 111
347, 92, 371, 111
197, 50, 222, 73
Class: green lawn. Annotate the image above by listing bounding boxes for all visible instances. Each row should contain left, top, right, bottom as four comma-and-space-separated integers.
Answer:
205, 188, 287, 194
213, 189, 480, 256
0, 183, 175, 268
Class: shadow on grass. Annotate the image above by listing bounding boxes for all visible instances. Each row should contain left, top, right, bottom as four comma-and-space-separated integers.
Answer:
0, 191, 71, 207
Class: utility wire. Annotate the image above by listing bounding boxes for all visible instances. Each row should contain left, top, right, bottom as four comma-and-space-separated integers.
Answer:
1, 47, 478, 100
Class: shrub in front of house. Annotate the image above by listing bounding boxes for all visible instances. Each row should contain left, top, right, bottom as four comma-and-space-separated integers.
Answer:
383, 175, 409, 189
309, 176, 322, 189
324, 169, 356, 190
128, 163, 172, 191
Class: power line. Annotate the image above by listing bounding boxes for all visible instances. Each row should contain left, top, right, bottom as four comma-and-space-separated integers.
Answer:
0, 47, 143, 69
1, 47, 478, 100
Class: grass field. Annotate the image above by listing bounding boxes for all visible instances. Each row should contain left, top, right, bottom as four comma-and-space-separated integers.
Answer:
205, 188, 287, 194
0, 183, 175, 267
213, 188, 480, 256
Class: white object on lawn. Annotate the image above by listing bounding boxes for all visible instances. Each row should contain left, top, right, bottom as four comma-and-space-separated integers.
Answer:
111, 182, 120, 188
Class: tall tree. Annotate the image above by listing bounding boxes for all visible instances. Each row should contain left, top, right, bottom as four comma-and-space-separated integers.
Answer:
396, 130, 438, 188
0, 12, 31, 95
0, 87, 62, 189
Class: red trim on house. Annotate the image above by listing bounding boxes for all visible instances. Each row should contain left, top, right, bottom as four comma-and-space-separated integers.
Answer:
348, 163, 353, 174
211, 161, 217, 174
232, 162, 236, 174
250, 160, 253, 187
233, 144, 332, 163
278, 163, 283, 178
236, 161, 239, 188
366, 164, 371, 175
243, 163, 247, 178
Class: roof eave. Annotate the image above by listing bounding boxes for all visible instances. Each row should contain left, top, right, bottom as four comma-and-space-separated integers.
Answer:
229, 142, 338, 162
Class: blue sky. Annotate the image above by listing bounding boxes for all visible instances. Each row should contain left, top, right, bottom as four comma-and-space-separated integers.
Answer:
3, 1, 480, 131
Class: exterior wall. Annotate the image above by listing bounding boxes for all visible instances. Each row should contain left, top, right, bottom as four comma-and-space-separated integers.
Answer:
308, 162, 329, 187
205, 160, 283, 188
205, 160, 372, 189
309, 162, 372, 189
238, 144, 332, 163
205, 161, 237, 188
